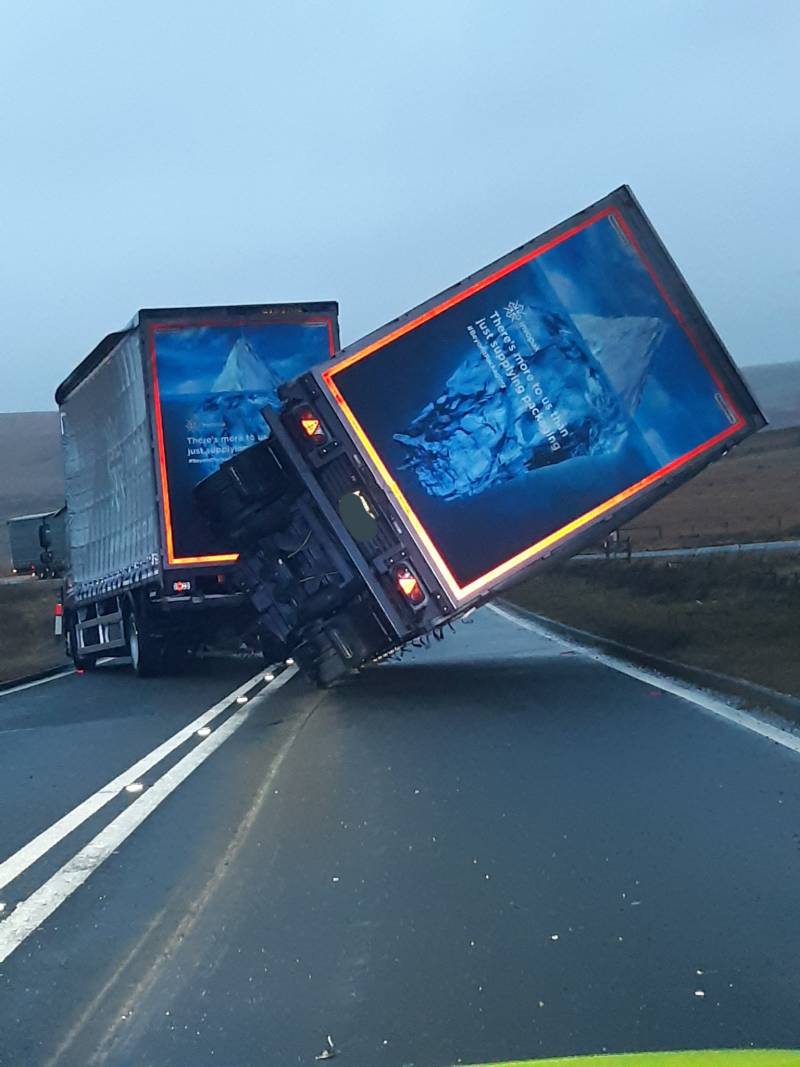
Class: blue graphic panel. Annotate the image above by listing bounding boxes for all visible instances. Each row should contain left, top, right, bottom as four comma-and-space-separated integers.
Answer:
332, 216, 737, 588
154, 321, 331, 560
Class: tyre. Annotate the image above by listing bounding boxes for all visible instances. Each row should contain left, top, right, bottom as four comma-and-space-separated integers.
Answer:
125, 602, 164, 678
292, 624, 349, 687
259, 627, 288, 667
194, 442, 295, 540
161, 640, 191, 675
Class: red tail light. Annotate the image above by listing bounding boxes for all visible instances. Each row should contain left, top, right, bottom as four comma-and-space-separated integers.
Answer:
393, 563, 426, 606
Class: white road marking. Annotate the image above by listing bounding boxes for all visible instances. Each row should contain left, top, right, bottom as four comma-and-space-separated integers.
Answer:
0, 669, 74, 698
80, 686, 318, 1067
490, 604, 800, 757
0, 668, 268, 892
0, 667, 297, 966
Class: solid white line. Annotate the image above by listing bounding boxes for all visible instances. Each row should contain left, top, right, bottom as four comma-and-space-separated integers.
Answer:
489, 604, 800, 757
0, 668, 269, 892
0, 667, 297, 966
0, 669, 74, 698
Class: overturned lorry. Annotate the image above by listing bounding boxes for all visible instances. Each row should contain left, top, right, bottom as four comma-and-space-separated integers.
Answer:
196, 187, 765, 685
56, 302, 339, 674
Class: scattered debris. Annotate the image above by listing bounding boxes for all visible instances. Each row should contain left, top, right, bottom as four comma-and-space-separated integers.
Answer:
315, 1034, 338, 1060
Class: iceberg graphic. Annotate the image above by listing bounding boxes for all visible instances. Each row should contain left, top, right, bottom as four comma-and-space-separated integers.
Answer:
184, 335, 283, 473
211, 336, 282, 396
393, 306, 662, 502
573, 313, 664, 417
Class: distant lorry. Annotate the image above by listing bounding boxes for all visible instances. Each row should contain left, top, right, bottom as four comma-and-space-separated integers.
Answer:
56, 302, 339, 675
7, 511, 61, 576
38, 506, 67, 578
196, 187, 765, 685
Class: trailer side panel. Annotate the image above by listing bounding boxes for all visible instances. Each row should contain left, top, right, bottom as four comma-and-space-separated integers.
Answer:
60, 331, 161, 595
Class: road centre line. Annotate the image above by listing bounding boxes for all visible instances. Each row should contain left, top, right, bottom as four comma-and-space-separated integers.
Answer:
490, 604, 800, 757
0, 668, 270, 893
0, 666, 297, 966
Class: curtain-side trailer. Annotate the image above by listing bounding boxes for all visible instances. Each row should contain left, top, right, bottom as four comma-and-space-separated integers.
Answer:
56, 302, 339, 675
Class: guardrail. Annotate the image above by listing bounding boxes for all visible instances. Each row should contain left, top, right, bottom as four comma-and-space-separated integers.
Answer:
576, 539, 800, 562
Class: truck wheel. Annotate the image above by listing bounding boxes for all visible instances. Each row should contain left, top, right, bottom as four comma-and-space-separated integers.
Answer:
125, 604, 163, 678
161, 639, 191, 674
259, 628, 288, 667
67, 617, 98, 671
293, 626, 348, 688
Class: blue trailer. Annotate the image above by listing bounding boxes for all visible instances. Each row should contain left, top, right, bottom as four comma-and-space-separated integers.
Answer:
198, 188, 766, 685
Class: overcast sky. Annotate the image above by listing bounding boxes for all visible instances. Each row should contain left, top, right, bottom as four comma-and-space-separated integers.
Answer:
1, 0, 798, 411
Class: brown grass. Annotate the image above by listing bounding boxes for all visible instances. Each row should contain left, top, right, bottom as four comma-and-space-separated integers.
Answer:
0, 579, 67, 684
507, 554, 800, 699
616, 427, 800, 550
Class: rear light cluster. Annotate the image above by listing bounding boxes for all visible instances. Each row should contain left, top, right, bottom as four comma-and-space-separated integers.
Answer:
393, 563, 426, 607
172, 580, 191, 593
297, 407, 327, 445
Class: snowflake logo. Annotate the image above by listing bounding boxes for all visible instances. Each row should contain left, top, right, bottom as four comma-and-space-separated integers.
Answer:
505, 300, 525, 324
185, 417, 200, 432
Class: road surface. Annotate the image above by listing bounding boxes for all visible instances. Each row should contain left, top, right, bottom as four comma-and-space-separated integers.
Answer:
1, 608, 799, 1066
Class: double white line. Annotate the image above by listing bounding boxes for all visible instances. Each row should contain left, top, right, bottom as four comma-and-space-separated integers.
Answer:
0, 666, 296, 965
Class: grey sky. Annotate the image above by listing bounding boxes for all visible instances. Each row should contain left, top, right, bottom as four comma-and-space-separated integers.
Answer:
1, 0, 798, 411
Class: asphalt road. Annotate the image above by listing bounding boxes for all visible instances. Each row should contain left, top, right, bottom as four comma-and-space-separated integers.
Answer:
1, 608, 799, 1067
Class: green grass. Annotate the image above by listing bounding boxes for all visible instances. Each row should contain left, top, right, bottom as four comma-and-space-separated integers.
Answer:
507, 555, 800, 699
0, 579, 67, 684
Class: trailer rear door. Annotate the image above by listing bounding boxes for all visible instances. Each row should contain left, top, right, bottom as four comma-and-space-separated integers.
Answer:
146, 305, 338, 565
316, 187, 764, 604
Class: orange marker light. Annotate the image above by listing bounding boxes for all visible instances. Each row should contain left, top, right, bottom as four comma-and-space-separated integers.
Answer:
394, 564, 425, 606
398, 574, 418, 596
297, 407, 327, 444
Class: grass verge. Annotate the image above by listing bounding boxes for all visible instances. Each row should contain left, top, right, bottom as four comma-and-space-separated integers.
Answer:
506, 555, 800, 699
0, 579, 67, 684
613, 427, 800, 551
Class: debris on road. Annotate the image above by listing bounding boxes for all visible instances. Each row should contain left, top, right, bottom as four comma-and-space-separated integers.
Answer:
315, 1034, 338, 1060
